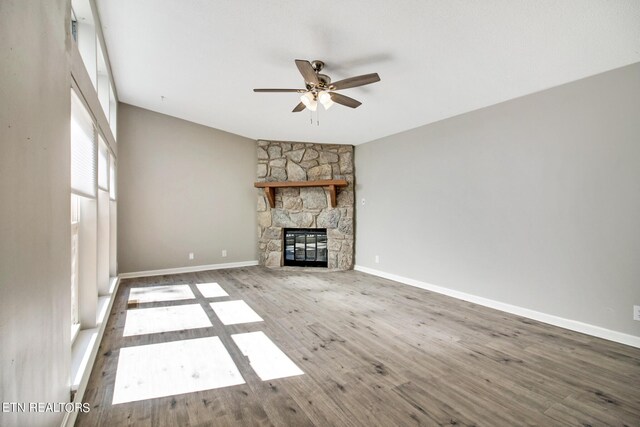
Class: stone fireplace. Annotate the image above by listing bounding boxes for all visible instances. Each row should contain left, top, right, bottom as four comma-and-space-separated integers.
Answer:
256, 140, 354, 269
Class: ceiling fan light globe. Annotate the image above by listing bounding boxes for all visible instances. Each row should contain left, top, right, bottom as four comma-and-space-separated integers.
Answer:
321, 99, 334, 110
318, 91, 331, 103
300, 93, 318, 111
318, 91, 334, 110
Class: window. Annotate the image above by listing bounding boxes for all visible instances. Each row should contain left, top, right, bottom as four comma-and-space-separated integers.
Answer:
69, 0, 119, 395
71, 92, 96, 198
109, 153, 117, 276
109, 87, 117, 139
71, 8, 78, 41
98, 137, 109, 191
70, 88, 118, 330
71, 194, 80, 336
109, 154, 116, 200
72, 0, 97, 89
97, 46, 110, 118
71, 0, 118, 142
71, 89, 98, 335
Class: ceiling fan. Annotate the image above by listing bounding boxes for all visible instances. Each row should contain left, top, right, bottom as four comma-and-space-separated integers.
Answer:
254, 59, 380, 112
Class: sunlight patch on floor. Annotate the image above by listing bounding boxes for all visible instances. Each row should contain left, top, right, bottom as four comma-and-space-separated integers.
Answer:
128, 284, 195, 303
210, 300, 263, 325
196, 282, 229, 298
123, 304, 212, 337
112, 336, 245, 405
232, 331, 304, 381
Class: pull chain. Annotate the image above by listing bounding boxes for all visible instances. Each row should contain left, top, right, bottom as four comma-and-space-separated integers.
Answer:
306, 106, 322, 126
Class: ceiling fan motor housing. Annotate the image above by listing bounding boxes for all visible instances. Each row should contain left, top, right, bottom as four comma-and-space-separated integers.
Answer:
311, 60, 325, 72
317, 74, 331, 87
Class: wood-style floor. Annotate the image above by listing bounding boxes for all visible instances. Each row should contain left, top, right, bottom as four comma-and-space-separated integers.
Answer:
76, 266, 640, 426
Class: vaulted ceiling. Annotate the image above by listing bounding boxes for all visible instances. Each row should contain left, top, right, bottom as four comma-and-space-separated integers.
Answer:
97, 1, 640, 144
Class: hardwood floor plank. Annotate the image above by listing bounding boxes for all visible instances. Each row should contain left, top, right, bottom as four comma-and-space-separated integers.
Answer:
75, 267, 640, 426
392, 380, 477, 426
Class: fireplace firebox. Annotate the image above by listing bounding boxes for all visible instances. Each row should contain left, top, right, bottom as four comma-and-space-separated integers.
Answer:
283, 228, 328, 267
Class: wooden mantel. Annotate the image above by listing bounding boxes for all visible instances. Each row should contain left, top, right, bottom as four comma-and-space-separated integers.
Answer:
254, 179, 348, 208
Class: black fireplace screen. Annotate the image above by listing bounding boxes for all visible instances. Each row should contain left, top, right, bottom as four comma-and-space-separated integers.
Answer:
283, 228, 328, 267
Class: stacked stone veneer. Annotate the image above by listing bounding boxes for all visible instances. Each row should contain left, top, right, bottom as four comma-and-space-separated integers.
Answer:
256, 140, 355, 270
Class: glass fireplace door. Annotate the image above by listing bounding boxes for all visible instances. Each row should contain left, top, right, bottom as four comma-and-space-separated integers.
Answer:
284, 228, 328, 267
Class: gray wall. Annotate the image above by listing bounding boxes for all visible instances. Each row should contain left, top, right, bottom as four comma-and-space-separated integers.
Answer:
355, 63, 640, 337
0, 0, 71, 426
118, 103, 258, 273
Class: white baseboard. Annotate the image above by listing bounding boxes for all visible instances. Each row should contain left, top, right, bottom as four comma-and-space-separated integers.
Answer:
354, 265, 640, 349
118, 260, 259, 279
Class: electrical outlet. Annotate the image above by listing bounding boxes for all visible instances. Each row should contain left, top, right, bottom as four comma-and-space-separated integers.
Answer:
634, 305, 640, 321
188, 252, 194, 260
222, 249, 227, 257
375, 255, 379, 264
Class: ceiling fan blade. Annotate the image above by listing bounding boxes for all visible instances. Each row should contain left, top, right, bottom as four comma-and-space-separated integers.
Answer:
254, 88, 305, 93
292, 102, 306, 112
330, 73, 380, 90
295, 59, 319, 85
330, 92, 362, 109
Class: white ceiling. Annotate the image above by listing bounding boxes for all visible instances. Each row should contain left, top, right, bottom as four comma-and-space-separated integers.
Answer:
97, 0, 640, 145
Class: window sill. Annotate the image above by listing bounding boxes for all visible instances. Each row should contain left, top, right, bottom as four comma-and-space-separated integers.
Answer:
70, 277, 120, 392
